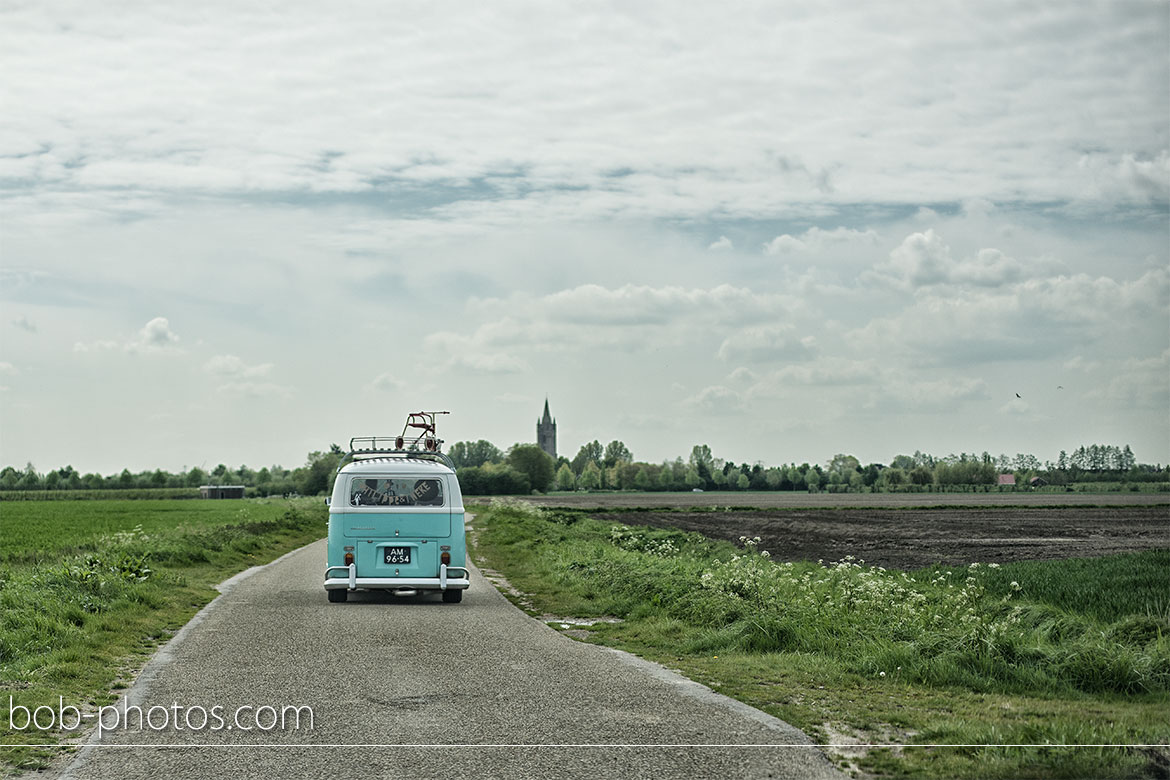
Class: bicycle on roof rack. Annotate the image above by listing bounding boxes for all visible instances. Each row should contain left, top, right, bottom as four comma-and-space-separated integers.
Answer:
340, 410, 453, 469
324, 411, 469, 604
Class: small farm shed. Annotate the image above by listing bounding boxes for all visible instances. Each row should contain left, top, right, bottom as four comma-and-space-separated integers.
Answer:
200, 485, 246, 499
1030, 477, 1048, 488
997, 474, 1016, 487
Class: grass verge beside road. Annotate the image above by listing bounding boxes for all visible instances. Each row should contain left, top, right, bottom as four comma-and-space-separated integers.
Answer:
471, 498, 1170, 779
0, 498, 326, 775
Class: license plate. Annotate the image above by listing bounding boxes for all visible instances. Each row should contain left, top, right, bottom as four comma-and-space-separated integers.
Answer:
383, 546, 411, 565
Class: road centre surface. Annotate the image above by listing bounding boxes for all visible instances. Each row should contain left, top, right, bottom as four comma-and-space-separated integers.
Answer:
60, 537, 843, 779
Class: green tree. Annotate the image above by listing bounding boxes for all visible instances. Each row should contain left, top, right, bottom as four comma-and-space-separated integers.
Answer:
1120, 445, 1136, 471
603, 440, 633, 468
555, 463, 576, 491
507, 444, 556, 492
449, 440, 503, 468
579, 461, 602, 490
635, 466, 651, 490
890, 454, 915, 470
910, 466, 933, 486
483, 463, 531, 494
300, 446, 344, 496
827, 454, 861, 475
689, 444, 714, 471
736, 473, 750, 490
571, 441, 603, 475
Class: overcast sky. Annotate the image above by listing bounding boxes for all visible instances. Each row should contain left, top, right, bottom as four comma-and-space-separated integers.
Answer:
2, 1, 1168, 475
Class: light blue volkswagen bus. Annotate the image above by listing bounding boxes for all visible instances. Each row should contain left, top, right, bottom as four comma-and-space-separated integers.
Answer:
324, 412, 470, 603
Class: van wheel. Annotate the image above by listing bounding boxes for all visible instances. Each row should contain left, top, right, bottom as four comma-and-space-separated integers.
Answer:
327, 589, 347, 603
442, 589, 463, 603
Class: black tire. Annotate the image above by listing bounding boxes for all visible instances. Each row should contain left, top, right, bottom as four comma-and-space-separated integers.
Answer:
327, 589, 347, 603
441, 588, 463, 603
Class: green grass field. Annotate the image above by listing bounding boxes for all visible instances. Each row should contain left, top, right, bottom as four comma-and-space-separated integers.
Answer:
471, 499, 1170, 779
0, 498, 326, 774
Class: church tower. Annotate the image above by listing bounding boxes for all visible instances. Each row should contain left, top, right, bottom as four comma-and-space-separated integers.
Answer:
537, 399, 557, 459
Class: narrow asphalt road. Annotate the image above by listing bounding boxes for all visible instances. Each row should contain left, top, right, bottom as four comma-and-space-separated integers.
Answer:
61, 537, 843, 779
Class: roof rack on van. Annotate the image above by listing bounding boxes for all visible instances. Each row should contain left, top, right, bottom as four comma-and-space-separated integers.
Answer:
337, 411, 455, 471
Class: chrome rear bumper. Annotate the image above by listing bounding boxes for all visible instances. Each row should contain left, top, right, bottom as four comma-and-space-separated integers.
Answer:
324, 563, 470, 591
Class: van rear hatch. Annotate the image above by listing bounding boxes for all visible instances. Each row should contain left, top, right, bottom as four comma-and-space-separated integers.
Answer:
341, 510, 451, 539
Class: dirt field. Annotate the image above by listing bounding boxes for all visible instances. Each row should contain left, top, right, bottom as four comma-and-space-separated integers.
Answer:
592, 506, 1169, 568
520, 490, 1169, 510
510, 492, 1169, 569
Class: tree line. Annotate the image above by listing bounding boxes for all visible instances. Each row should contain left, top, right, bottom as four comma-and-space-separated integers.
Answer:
452, 440, 1166, 495
2, 441, 1164, 497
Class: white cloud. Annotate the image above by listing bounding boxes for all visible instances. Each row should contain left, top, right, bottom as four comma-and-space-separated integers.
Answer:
683, 385, 745, 414
1, 3, 1167, 471
0, 362, 17, 375
873, 230, 1029, 290
137, 317, 179, 349
3, 3, 1164, 221
717, 325, 816, 363
203, 354, 272, 378
203, 354, 289, 397
763, 234, 807, 254
73, 317, 182, 355
763, 226, 879, 255
451, 352, 529, 374
1064, 356, 1100, 373
1087, 348, 1170, 410
370, 372, 404, 392
422, 331, 530, 375
470, 284, 792, 334
854, 267, 1169, 366
764, 358, 882, 387
1078, 151, 1170, 203
728, 367, 757, 384
999, 397, 1030, 415
872, 377, 992, 413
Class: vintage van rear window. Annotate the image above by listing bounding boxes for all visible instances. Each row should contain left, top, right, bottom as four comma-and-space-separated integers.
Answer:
349, 477, 444, 507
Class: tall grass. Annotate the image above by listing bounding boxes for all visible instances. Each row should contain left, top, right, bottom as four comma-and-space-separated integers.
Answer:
478, 499, 1170, 696
0, 498, 326, 772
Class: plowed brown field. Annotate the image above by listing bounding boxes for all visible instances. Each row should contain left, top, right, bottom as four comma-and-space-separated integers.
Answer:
517, 493, 1169, 569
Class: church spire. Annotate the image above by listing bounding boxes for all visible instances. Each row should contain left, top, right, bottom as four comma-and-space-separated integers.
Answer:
537, 398, 557, 458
